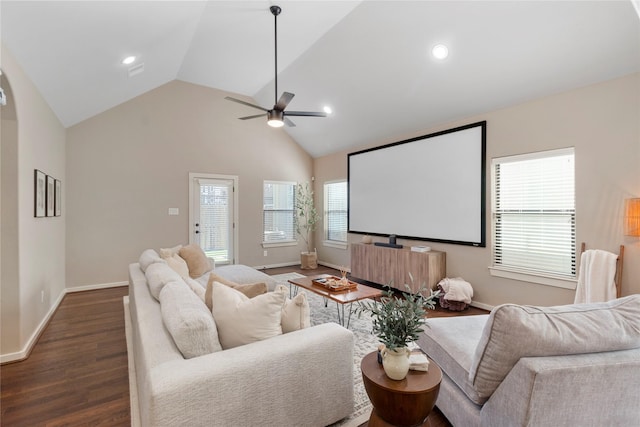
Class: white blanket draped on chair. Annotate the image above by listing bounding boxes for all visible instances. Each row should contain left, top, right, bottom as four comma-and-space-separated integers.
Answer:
574, 249, 618, 304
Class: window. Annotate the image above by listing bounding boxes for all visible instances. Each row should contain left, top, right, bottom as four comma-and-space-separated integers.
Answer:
491, 148, 575, 282
324, 181, 348, 246
263, 181, 296, 245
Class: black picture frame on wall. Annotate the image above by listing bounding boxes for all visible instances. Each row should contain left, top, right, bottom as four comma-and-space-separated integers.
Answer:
55, 179, 62, 216
34, 169, 46, 217
46, 175, 55, 217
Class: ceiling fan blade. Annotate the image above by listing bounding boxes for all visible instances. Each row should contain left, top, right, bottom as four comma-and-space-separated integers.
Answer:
284, 111, 328, 118
275, 92, 295, 110
239, 113, 266, 120
283, 117, 296, 127
225, 96, 268, 112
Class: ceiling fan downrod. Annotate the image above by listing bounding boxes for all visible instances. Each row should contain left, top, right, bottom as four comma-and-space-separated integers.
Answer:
270, 5, 281, 106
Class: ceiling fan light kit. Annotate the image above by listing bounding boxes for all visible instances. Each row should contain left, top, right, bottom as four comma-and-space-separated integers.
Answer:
267, 110, 285, 127
225, 4, 327, 128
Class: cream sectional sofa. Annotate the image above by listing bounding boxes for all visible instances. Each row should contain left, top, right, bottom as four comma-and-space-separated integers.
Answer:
417, 294, 640, 427
125, 249, 355, 427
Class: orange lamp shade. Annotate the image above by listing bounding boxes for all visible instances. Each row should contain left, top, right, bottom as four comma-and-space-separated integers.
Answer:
624, 198, 640, 237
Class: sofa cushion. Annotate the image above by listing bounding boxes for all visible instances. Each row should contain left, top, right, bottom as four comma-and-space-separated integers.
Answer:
184, 277, 206, 301
139, 249, 165, 273
275, 285, 311, 333
470, 294, 640, 403
417, 314, 489, 405
145, 262, 183, 300
210, 281, 285, 349
179, 244, 212, 278
159, 280, 222, 358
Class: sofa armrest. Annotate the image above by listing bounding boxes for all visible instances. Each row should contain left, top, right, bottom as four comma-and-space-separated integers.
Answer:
143, 323, 354, 427
480, 348, 640, 427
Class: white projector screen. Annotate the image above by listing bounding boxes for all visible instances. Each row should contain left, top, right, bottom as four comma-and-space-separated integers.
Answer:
348, 121, 486, 247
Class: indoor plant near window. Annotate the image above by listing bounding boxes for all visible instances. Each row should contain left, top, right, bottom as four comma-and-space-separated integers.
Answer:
294, 182, 320, 269
357, 279, 440, 380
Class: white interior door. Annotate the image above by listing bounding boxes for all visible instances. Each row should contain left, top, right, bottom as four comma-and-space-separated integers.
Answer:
189, 173, 238, 265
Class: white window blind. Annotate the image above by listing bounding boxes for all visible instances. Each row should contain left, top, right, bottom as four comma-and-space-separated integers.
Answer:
325, 181, 348, 242
196, 179, 232, 263
263, 181, 295, 243
492, 148, 576, 277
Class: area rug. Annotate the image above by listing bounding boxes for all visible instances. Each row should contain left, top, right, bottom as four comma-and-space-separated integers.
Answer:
270, 273, 378, 427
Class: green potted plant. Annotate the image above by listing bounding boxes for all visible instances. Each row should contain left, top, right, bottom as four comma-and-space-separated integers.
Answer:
357, 278, 440, 380
294, 182, 320, 269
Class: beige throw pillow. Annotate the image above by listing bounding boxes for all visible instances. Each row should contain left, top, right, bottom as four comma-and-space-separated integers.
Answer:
210, 282, 285, 349
280, 288, 311, 333
179, 244, 211, 278
207, 273, 267, 301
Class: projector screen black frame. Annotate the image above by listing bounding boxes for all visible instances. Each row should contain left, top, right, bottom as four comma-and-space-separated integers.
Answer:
348, 121, 486, 247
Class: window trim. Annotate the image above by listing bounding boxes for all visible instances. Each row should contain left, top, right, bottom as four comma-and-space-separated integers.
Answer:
490, 147, 576, 287
323, 179, 348, 249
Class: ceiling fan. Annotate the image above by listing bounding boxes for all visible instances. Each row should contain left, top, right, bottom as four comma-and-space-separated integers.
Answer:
225, 5, 327, 128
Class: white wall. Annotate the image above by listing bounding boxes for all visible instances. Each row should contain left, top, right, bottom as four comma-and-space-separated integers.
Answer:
314, 73, 640, 308
66, 80, 313, 288
1, 45, 66, 359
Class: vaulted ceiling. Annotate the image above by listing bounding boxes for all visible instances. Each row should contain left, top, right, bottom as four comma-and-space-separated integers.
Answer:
2, 1, 639, 157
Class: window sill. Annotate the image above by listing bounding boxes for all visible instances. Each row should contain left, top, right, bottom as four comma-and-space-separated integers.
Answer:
323, 240, 348, 250
262, 240, 297, 249
488, 266, 577, 290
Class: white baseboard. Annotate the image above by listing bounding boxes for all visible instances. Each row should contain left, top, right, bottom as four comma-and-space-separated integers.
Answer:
252, 261, 300, 270
0, 281, 129, 364
318, 260, 351, 273
65, 281, 128, 293
0, 288, 65, 364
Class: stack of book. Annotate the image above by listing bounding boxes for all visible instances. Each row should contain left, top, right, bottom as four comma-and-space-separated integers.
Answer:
408, 352, 430, 371
407, 342, 430, 371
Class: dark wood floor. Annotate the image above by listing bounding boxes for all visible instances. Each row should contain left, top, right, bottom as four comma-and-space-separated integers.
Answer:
0, 286, 131, 426
1, 265, 486, 426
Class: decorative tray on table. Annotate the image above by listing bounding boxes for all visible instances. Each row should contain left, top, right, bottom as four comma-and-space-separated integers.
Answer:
312, 276, 358, 292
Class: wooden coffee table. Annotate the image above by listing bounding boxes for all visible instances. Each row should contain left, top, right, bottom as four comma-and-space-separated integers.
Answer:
288, 274, 382, 328
361, 351, 442, 427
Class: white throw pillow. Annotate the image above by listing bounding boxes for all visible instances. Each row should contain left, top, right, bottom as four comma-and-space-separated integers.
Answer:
159, 280, 222, 358
275, 285, 311, 333
210, 281, 285, 349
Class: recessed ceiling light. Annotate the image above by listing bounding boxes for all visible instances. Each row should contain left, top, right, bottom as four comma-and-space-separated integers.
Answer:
431, 44, 449, 60
122, 56, 136, 65
323, 106, 333, 115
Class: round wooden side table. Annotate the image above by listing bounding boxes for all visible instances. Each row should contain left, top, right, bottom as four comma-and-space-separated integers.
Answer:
361, 351, 442, 427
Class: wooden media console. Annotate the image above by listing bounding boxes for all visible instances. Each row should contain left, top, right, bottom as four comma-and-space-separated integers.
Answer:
350, 242, 446, 293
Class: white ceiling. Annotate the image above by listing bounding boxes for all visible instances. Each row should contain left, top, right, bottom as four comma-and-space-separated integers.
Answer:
2, 1, 639, 158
